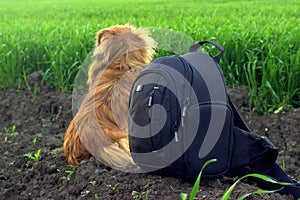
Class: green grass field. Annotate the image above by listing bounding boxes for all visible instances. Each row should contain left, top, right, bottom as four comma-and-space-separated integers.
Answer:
0, 0, 299, 112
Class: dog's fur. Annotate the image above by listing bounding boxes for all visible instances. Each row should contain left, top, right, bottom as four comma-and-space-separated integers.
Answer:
63, 25, 155, 167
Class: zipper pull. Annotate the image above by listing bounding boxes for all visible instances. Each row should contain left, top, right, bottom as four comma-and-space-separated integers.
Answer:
148, 87, 159, 107
182, 106, 187, 117
181, 106, 187, 127
173, 122, 179, 142
181, 97, 189, 127
174, 131, 179, 142
148, 91, 154, 107
182, 97, 190, 117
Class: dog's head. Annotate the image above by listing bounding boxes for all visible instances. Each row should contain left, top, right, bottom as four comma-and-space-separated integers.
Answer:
87, 24, 156, 88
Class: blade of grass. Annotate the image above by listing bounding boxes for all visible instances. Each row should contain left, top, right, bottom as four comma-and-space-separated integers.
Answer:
180, 158, 217, 200
237, 187, 284, 200
189, 159, 217, 200
221, 173, 292, 200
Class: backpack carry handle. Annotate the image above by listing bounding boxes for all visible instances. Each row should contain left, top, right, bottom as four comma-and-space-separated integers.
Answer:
189, 40, 224, 63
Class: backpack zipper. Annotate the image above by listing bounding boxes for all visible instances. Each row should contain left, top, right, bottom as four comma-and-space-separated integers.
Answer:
178, 56, 193, 128
178, 56, 193, 173
181, 97, 190, 127
171, 87, 179, 143
148, 86, 160, 107
173, 121, 179, 142
148, 90, 154, 107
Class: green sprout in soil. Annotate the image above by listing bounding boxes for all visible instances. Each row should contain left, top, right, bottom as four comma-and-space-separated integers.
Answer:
55, 105, 63, 121
131, 190, 147, 200
280, 159, 285, 170
64, 170, 74, 180
22, 70, 40, 101
81, 190, 90, 196
24, 149, 42, 161
33, 137, 37, 145
106, 183, 119, 192
89, 180, 96, 186
16, 78, 22, 93
131, 181, 149, 200
169, 185, 175, 191
61, 167, 74, 181
41, 118, 52, 123
48, 148, 61, 157
4, 125, 18, 136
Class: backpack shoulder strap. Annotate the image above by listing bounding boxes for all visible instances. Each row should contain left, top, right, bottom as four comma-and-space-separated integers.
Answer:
228, 96, 300, 198
228, 96, 250, 132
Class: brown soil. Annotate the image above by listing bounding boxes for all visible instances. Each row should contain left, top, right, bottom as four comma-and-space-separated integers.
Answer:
0, 81, 299, 200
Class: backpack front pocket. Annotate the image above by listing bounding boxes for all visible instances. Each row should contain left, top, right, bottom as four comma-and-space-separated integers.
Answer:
184, 103, 233, 177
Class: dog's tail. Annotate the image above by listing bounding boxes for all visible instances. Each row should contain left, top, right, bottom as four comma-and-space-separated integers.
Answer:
63, 119, 92, 166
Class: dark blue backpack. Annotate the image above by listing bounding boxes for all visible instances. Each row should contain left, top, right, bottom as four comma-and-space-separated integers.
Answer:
128, 41, 300, 199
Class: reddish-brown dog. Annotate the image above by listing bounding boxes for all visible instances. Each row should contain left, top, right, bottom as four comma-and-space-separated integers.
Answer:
63, 25, 155, 167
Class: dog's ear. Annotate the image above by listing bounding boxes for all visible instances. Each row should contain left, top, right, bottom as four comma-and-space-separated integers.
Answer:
95, 29, 115, 46
95, 25, 133, 46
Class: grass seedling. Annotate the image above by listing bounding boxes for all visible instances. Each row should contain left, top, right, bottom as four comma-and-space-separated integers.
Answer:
48, 148, 61, 157
61, 169, 74, 181
4, 125, 18, 137
89, 180, 96, 186
221, 173, 292, 200
33, 137, 37, 145
22, 70, 40, 101
106, 183, 119, 192
16, 78, 22, 93
81, 190, 90, 196
145, 181, 150, 200
131, 191, 147, 200
41, 118, 52, 123
280, 159, 285, 170
54, 105, 63, 121
24, 149, 42, 161
236, 187, 286, 200
180, 158, 217, 200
